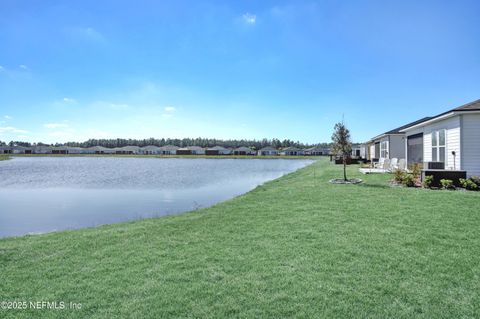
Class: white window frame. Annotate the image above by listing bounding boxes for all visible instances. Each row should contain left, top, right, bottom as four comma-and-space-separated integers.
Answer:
380, 141, 388, 158
431, 129, 446, 163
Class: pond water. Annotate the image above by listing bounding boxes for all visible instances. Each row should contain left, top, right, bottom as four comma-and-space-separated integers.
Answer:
0, 157, 313, 238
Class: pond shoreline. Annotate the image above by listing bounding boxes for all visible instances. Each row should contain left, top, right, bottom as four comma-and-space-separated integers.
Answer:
8, 154, 323, 160
0, 157, 314, 238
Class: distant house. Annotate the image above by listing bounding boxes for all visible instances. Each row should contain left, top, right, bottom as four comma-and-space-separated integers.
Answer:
87, 146, 115, 154
351, 144, 367, 159
65, 146, 85, 154
114, 146, 140, 155
177, 146, 205, 155
280, 147, 304, 156
399, 99, 480, 177
34, 146, 53, 154
304, 147, 329, 156
258, 146, 278, 156
159, 145, 179, 155
233, 146, 256, 155
206, 146, 232, 155
0, 146, 13, 154
367, 117, 431, 161
140, 145, 161, 155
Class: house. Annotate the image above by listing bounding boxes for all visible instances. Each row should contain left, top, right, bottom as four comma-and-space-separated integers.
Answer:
367, 117, 431, 161
65, 146, 85, 154
303, 147, 327, 156
159, 145, 179, 155
280, 147, 304, 156
140, 145, 161, 155
351, 144, 367, 159
117, 146, 140, 154
233, 146, 256, 155
176, 146, 205, 155
258, 146, 278, 156
87, 146, 115, 154
206, 146, 232, 155
399, 99, 480, 177
0, 146, 13, 154
34, 146, 53, 154
187, 146, 205, 155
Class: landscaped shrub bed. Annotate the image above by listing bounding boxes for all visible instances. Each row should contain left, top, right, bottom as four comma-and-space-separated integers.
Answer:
392, 171, 480, 192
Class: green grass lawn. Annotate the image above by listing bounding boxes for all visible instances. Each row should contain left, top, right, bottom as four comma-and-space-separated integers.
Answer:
0, 155, 10, 161
1, 158, 479, 318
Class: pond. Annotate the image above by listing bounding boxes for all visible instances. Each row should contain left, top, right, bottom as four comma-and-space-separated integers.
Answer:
0, 157, 313, 238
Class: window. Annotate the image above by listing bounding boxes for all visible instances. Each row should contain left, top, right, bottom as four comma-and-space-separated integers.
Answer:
380, 141, 388, 158
431, 129, 446, 163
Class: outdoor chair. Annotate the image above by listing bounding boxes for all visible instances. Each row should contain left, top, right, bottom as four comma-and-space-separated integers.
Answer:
374, 157, 385, 168
397, 159, 407, 171
390, 158, 398, 170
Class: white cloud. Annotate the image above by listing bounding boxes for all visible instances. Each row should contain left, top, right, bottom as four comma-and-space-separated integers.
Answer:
4, 115, 12, 120
19, 65, 28, 70
44, 123, 69, 129
162, 106, 176, 119
0, 126, 28, 134
63, 97, 77, 103
0, 65, 4, 71
242, 13, 257, 25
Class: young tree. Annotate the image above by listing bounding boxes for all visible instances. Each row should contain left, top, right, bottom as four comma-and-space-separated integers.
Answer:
331, 122, 352, 181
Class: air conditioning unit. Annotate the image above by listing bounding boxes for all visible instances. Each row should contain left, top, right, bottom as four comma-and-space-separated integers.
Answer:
425, 162, 445, 169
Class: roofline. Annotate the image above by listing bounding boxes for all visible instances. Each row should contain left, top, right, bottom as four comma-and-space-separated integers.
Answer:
368, 132, 404, 142
399, 110, 480, 132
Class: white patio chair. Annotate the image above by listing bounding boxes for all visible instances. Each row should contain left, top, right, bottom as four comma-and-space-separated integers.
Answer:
390, 158, 398, 170
397, 159, 407, 171
382, 158, 391, 171
374, 157, 385, 168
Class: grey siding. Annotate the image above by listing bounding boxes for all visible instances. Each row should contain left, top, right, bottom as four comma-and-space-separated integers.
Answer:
462, 113, 480, 177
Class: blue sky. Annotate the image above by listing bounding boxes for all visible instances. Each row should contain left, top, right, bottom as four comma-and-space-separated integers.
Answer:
0, 0, 479, 144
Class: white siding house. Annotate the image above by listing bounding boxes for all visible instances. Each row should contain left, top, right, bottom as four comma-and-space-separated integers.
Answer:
366, 117, 431, 161
400, 99, 480, 177
280, 147, 304, 156
159, 145, 179, 155
258, 146, 278, 156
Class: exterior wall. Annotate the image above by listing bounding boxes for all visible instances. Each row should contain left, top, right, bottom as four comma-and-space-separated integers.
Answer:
422, 116, 460, 170
404, 116, 461, 170
461, 113, 480, 177
369, 144, 375, 160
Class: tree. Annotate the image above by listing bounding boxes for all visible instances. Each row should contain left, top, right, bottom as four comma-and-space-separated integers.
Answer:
331, 122, 352, 181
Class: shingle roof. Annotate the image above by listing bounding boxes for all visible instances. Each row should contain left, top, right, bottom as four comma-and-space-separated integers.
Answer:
398, 98, 480, 132
383, 117, 433, 135
452, 99, 480, 111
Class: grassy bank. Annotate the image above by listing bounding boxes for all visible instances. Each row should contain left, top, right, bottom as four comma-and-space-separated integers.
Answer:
0, 155, 10, 161
1, 158, 479, 318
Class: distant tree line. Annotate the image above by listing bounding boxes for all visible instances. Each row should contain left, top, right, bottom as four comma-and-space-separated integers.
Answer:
2, 138, 334, 150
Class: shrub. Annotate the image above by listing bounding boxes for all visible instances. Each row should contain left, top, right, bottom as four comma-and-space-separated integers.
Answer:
423, 175, 434, 188
440, 179, 455, 190
470, 176, 480, 187
393, 169, 406, 184
403, 174, 415, 187
459, 178, 479, 191
410, 163, 422, 179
